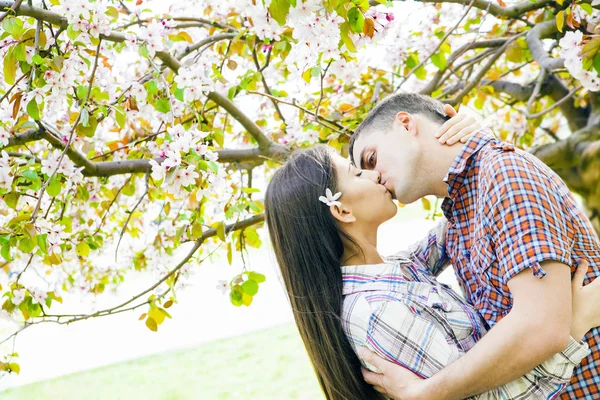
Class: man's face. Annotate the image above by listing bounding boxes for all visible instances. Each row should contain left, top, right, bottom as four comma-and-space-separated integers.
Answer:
351, 118, 422, 204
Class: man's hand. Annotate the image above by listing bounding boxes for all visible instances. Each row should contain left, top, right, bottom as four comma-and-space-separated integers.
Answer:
358, 347, 426, 400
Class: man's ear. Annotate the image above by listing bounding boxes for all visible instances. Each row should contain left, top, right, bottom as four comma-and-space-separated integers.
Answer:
329, 203, 356, 224
394, 111, 417, 136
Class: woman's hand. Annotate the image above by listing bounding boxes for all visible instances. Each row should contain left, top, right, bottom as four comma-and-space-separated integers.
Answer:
570, 259, 600, 341
436, 104, 483, 145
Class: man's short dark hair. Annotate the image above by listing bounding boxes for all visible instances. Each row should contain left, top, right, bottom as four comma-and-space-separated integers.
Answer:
349, 93, 451, 164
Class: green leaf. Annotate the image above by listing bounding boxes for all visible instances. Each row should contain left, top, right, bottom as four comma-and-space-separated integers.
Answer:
4, 192, 20, 209
249, 271, 266, 283
414, 66, 427, 80
1, 243, 11, 261
340, 22, 357, 53
76, 242, 90, 257
67, 24, 80, 40
580, 3, 593, 15
138, 45, 149, 59
347, 7, 365, 34
106, 6, 120, 19
212, 129, 224, 147
22, 170, 38, 182
174, 87, 185, 102
114, 106, 126, 129
32, 54, 44, 65
18, 238, 35, 253
155, 98, 171, 113
230, 287, 243, 307
594, 54, 600, 75
208, 161, 219, 173
3, 17, 23, 38
26, 100, 40, 120
37, 233, 48, 255
123, 178, 135, 196
269, 0, 291, 26
242, 279, 259, 296
13, 44, 26, 62
146, 80, 158, 95
227, 242, 233, 265
406, 53, 419, 69
76, 114, 98, 137
431, 52, 447, 70
76, 85, 88, 101
46, 174, 62, 197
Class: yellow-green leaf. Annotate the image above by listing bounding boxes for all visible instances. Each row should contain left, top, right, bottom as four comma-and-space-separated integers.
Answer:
8, 363, 20, 374
76, 242, 90, 257
422, 197, 431, 211
3, 50, 17, 86
216, 222, 226, 241
556, 11, 564, 33
145, 316, 158, 332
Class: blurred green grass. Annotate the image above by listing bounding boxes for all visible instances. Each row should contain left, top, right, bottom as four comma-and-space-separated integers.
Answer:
1, 322, 323, 400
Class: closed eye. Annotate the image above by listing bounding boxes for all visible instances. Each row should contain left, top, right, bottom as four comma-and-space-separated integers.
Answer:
355, 171, 363, 177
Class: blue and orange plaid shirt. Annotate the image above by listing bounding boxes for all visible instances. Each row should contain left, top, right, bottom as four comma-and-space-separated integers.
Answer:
441, 130, 600, 399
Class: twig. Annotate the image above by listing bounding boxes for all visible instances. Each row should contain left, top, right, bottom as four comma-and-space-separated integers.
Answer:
526, 85, 583, 119
0, 73, 28, 104
30, 40, 102, 222
315, 60, 332, 125
527, 68, 546, 114
115, 174, 149, 261
27, 18, 41, 90
0, 0, 24, 23
396, 0, 476, 92
92, 176, 131, 236
252, 44, 286, 124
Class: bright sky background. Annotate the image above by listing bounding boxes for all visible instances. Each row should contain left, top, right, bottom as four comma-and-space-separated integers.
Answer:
0, 0, 497, 391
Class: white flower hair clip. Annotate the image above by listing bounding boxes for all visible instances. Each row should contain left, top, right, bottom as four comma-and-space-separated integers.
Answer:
319, 188, 342, 207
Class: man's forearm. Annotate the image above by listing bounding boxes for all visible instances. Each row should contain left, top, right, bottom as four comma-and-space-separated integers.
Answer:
419, 310, 570, 400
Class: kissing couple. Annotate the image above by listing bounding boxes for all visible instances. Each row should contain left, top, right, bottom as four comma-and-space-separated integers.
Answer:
265, 93, 600, 400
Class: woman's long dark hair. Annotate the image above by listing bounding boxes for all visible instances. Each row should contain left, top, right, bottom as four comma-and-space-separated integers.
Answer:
265, 145, 385, 400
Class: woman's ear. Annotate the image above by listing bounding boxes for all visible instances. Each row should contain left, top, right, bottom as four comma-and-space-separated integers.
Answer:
329, 203, 356, 224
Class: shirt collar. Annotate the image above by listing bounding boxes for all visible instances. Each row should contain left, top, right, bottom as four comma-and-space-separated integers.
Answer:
341, 261, 423, 296
443, 129, 495, 197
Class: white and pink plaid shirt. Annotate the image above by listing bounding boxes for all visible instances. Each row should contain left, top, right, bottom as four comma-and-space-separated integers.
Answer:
341, 221, 590, 399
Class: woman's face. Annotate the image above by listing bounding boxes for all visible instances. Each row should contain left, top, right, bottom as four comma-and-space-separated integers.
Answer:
331, 153, 398, 226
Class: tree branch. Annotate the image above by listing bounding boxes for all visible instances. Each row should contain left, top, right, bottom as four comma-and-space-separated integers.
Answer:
390, 0, 552, 18
39, 214, 265, 324
396, 0, 476, 91
420, 39, 507, 95
444, 32, 527, 105
526, 20, 563, 71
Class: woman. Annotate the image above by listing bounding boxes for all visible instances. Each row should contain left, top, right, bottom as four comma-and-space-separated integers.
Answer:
264, 132, 597, 399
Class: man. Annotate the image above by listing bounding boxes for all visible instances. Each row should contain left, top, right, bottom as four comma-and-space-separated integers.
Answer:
349, 93, 599, 399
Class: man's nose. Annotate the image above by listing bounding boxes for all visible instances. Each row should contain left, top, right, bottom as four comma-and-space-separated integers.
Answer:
363, 170, 381, 183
